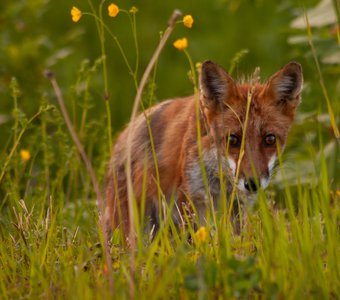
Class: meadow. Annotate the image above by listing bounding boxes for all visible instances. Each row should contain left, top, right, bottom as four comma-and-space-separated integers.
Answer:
0, 0, 339, 298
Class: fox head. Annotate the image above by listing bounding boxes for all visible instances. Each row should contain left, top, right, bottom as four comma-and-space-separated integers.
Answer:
199, 60, 303, 194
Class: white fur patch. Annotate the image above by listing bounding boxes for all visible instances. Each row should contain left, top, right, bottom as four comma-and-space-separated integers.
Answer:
260, 177, 270, 190
260, 155, 276, 189
268, 155, 277, 174
186, 148, 219, 198
237, 178, 247, 193
227, 156, 236, 176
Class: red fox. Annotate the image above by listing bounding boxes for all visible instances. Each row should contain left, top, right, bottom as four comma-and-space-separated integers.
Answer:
105, 60, 303, 238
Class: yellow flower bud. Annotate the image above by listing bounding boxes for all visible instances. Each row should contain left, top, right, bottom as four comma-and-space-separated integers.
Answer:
71, 6, 82, 23
195, 226, 208, 242
20, 149, 31, 162
195, 62, 202, 70
129, 6, 138, 14
108, 3, 119, 17
183, 15, 194, 28
173, 38, 188, 51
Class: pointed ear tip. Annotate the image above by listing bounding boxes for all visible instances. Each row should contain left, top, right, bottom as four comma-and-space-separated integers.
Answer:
202, 59, 215, 64
286, 61, 302, 72
201, 60, 216, 69
201, 60, 231, 78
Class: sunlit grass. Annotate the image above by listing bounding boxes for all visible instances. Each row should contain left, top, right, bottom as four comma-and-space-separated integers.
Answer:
0, 1, 339, 299
1, 169, 338, 298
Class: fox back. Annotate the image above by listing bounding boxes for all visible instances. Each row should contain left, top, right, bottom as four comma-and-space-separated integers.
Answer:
105, 60, 303, 238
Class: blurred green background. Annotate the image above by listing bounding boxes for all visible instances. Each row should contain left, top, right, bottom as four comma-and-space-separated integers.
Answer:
0, 0, 339, 188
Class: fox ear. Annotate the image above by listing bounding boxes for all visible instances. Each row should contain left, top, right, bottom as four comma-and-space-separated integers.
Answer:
266, 62, 303, 109
199, 60, 237, 110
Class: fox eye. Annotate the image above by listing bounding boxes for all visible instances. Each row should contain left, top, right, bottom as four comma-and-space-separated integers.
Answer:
264, 134, 276, 146
228, 134, 240, 147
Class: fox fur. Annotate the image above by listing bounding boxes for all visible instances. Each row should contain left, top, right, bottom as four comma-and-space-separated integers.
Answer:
105, 60, 303, 238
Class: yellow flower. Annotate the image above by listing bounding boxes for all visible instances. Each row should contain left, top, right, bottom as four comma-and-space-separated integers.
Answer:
20, 149, 31, 162
173, 38, 188, 51
108, 3, 119, 17
195, 226, 208, 242
71, 6, 82, 23
183, 15, 194, 28
129, 6, 138, 14
195, 62, 202, 70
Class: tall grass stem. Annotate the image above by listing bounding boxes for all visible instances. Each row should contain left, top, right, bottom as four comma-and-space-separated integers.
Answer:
44, 70, 114, 294
124, 9, 182, 298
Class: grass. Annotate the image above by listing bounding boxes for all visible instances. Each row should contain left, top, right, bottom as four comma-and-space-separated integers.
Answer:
0, 1, 339, 299
1, 169, 339, 298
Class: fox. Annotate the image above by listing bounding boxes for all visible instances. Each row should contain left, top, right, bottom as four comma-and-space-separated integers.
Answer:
105, 60, 303, 239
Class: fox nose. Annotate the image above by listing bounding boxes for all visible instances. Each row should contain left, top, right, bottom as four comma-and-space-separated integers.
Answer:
244, 178, 257, 192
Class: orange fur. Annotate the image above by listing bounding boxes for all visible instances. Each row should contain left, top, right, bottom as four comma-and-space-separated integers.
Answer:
105, 61, 303, 238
